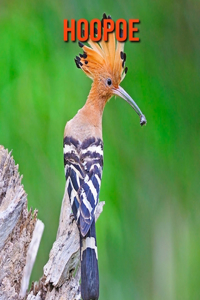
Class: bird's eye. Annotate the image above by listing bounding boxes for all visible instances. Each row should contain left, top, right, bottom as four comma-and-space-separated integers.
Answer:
107, 78, 112, 86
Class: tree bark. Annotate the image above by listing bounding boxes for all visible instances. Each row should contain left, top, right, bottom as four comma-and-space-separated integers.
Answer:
0, 146, 104, 300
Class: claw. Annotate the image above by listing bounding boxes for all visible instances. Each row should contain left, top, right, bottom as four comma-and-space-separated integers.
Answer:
70, 212, 76, 223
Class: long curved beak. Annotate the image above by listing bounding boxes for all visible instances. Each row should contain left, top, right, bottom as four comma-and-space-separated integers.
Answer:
113, 86, 147, 126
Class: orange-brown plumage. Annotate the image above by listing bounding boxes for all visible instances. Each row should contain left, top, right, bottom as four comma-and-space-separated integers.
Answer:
64, 80, 105, 141
77, 28, 125, 87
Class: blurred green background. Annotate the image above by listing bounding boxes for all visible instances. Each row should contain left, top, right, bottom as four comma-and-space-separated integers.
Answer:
0, 0, 200, 299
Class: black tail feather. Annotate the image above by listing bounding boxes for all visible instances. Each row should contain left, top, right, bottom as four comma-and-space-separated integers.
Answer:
80, 219, 99, 300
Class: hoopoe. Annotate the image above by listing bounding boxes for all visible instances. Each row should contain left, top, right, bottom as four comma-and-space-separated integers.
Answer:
64, 13, 146, 300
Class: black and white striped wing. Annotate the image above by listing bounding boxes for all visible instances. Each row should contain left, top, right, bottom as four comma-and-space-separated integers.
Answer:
64, 137, 84, 226
64, 137, 103, 237
79, 163, 102, 236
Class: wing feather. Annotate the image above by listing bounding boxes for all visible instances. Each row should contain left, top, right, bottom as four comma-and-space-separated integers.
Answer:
64, 137, 103, 236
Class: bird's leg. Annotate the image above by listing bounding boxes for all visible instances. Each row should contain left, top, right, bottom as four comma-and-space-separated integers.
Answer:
69, 212, 76, 223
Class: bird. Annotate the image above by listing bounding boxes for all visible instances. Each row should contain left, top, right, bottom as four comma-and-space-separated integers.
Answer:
63, 13, 146, 300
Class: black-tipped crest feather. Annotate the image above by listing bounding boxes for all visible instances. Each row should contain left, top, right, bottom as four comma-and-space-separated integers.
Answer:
76, 13, 127, 84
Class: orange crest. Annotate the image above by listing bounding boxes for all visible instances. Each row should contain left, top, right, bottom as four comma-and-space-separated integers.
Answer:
75, 13, 128, 86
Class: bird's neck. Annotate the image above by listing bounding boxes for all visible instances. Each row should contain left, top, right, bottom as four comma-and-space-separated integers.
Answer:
79, 81, 107, 129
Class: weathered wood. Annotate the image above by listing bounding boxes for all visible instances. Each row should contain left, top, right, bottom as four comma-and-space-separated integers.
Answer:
20, 220, 44, 298
0, 146, 105, 299
0, 146, 44, 300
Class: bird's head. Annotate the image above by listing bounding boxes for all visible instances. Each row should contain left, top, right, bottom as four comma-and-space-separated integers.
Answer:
75, 13, 147, 126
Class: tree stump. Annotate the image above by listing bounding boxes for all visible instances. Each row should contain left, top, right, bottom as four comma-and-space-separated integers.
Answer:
0, 146, 104, 300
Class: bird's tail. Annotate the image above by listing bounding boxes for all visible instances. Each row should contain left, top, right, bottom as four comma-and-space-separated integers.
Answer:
80, 219, 99, 300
